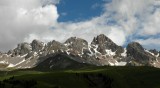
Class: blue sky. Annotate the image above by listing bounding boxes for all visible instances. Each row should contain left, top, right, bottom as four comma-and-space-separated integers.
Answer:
57, 0, 108, 22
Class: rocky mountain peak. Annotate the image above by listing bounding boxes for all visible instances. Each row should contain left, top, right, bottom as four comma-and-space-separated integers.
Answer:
13, 42, 32, 56
127, 42, 155, 65
91, 34, 112, 45
127, 42, 144, 57
64, 37, 88, 55
127, 42, 144, 52
65, 37, 88, 45
91, 34, 124, 55
46, 40, 67, 53
31, 39, 44, 52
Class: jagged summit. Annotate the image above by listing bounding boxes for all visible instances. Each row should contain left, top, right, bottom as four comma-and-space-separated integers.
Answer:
127, 42, 144, 52
46, 40, 67, 53
91, 34, 124, 56
31, 39, 44, 52
65, 37, 88, 45
64, 37, 88, 55
126, 42, 155, 65
64, 37, 88, 48
91, 34, 113, 45
0, 34, 160, 70
13, 42, 32, 56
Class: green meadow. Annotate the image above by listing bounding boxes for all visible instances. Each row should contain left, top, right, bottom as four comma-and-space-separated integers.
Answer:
0, 66, 160, 88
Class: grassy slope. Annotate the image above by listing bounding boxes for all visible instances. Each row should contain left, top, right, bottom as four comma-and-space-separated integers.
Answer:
0, 66, 160, 88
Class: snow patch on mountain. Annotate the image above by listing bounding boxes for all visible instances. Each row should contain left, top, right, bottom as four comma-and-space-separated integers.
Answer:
7, 59, 26, 68
121, 48, 127, 57
145, 49, 159, 57
105, 49, 116, 56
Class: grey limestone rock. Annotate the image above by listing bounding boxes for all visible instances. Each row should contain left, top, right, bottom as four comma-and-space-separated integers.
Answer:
127, 42, 155, 65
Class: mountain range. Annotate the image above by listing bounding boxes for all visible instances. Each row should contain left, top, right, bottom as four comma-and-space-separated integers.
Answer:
0, 34, 160, 70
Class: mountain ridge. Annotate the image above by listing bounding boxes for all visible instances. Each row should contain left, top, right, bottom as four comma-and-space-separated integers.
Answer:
0, 34, 159, 70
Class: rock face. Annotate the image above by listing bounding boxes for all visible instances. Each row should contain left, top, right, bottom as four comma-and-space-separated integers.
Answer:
31, 40, 44, 52
149, 49, 159, 56
64, 37, 88, 55
0, 34, 160, 70
45, 40, 67, 53
13, 43, 32, 56
91, 34, 124, 56
127, 42, 156, 66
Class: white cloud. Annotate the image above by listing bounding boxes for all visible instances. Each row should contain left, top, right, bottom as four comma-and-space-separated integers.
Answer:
140, 9, 160, 35
135, 38, 160, 50
16, 5, 58, 25
103, 0, 154, 34
108, 27, 126, 45
136, 38, 160, 45
103, 0, 160, 49
0, 0, 59, 51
